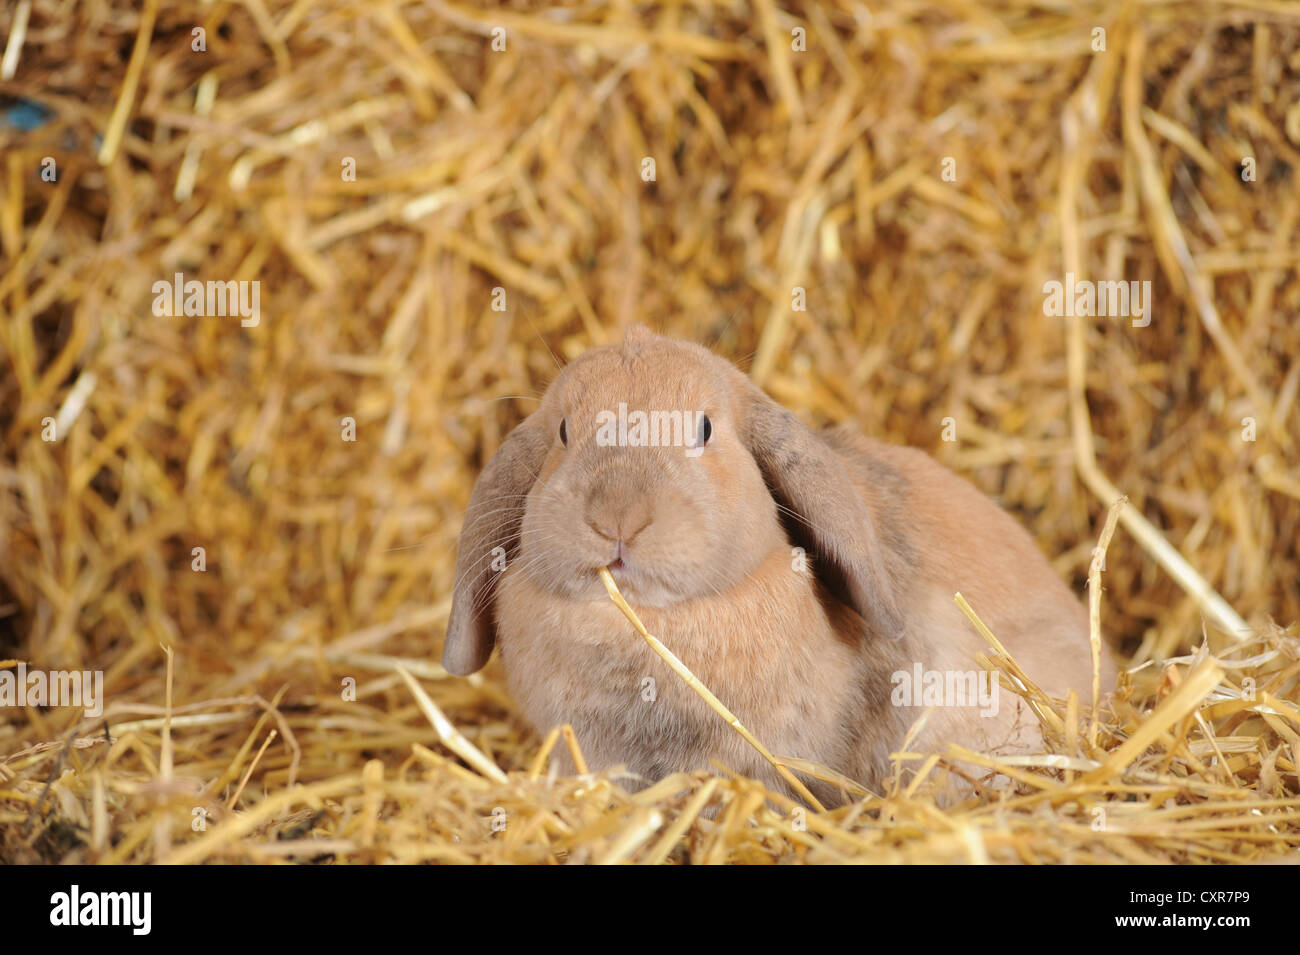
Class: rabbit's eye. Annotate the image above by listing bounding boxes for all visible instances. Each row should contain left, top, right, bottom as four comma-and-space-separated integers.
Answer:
559, 418, 568, 446
699, 415, 712, 445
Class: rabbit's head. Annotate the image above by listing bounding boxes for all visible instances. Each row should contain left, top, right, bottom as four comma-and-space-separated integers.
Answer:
442, 326, 903, 675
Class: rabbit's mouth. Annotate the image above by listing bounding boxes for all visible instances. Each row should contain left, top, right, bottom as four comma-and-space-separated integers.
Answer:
601, 556, 653, 593
598, 562, 668, 606
604, 557, 635, 581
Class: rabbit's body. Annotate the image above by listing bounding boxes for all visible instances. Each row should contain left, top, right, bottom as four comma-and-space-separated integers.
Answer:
498, 544, 905, 804
828, 430, 1112, 709
445, 326, 1114, 802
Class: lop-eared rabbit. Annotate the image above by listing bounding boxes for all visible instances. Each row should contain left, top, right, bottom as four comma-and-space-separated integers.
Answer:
444, 326, 1114, 805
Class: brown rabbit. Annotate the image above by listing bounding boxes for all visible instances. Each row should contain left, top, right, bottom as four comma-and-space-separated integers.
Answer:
443, 326, 1115, 805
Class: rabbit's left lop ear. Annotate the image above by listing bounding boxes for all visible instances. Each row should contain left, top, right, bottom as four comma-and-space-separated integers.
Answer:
443, 413, 551, 675
740, 379, 905, 641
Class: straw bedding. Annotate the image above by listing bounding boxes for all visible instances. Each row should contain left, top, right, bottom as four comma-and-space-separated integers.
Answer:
1, 0, 1298, 864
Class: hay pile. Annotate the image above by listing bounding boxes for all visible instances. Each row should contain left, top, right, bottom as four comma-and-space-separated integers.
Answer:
1, 0, 1298, 863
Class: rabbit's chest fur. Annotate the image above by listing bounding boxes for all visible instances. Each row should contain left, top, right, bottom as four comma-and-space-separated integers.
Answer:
496, 548, 910, 801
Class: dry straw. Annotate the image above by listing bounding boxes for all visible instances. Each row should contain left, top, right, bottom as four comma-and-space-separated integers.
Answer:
1, 1, 1298, 863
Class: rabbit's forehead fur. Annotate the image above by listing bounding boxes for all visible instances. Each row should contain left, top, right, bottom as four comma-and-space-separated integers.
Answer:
546, 330, 739, 427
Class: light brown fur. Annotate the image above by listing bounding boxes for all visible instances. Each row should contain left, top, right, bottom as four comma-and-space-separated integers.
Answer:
444, 327, 1116, 803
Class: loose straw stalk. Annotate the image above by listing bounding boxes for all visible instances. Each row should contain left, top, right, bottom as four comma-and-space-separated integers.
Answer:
1088, 497, 1125, 746
598, 567, 826, 811
395, 664, 508, 783
1060, 90, 1251, 643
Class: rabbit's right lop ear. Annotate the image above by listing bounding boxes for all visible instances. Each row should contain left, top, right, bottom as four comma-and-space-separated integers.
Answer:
443, 415, 550, 675
741, 380, 905, 641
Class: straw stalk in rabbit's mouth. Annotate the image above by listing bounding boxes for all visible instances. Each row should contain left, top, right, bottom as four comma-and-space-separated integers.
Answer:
605, 550, 636, 579
603, 552, 646, 591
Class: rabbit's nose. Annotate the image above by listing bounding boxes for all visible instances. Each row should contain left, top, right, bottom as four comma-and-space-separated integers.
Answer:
585, 499, 653, 545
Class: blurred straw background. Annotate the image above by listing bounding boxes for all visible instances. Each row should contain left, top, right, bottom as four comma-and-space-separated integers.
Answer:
0, 0, 1297, 863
